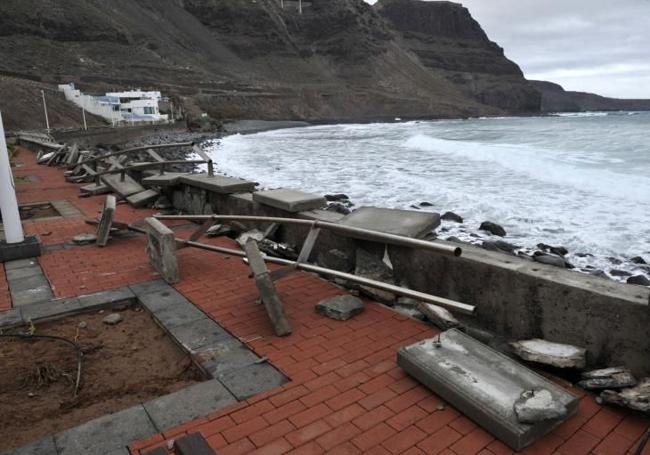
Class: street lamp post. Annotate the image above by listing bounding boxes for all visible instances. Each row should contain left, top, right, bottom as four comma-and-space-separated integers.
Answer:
41, 90, 50, 132
0, 112, 25, 244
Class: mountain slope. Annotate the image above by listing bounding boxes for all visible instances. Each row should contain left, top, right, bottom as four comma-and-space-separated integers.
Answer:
530, 81, 650, 113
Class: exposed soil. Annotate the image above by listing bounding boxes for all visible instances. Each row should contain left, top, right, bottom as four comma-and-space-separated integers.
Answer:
0, 308, 204, 451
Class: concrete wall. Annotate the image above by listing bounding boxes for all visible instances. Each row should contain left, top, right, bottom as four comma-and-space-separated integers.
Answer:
165, 182, 650, 375
53, 123, 186, 148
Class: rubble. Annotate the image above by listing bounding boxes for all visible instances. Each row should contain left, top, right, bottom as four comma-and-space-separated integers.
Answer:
315, 295, 364, 321
510, 339, 586, 369
578, 366, 637, 390
102, 313, 123, 325
599, 378, 650, 413
418, 302, 461, 330
514, 388, 568, 424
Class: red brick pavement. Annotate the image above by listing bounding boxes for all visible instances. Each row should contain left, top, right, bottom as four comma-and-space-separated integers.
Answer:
2, 147, 648, 455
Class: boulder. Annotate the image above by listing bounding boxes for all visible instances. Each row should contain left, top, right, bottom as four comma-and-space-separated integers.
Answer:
479, 221, 506, 237
510, 339, 586, 369
533, 252, 573, 269
326, 202, 352, 215
514, 388, 568, 424
627, 275, 650, 286
324, 193, 350, 202
315, 295, 364, 321
483, 240, 520, 254
600, 378, 650, 413
419, 201, 434, 207
418, 302, 461, 330
441, 211, 463, 223
630, 256, 647, 265
318, 249, 354, 273
537, 243, 569, 256
354, 248, 396, 303
610, 269, 632, 277
579, 367, 637, 390
102, 313, 123, 325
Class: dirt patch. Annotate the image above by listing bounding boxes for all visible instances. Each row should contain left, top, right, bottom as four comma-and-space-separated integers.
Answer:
0, 308, 203, 451
0, 203, 59, 224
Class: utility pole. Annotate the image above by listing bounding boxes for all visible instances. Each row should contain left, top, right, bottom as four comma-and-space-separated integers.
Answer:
41, 90, 50, 132
281, 0, 284, 8
0, 112, 25, 244
299, 0, 302, 14
82, 107, 88, 130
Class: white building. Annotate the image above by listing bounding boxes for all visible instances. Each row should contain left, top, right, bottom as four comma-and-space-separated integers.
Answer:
58, 83, 169, 125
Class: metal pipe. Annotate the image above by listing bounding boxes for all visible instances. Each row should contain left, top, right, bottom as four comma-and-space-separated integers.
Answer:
41, 90, 50, 132
123, 224, 472, 314
155, 214, 462, 257
72, 141, 194, 168
92, 159, 208, 178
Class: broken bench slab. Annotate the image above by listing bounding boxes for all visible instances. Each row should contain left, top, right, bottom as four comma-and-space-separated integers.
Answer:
397, 329, 579, 451
339, 206, 441, 239
315, 295, 364, 321
511, 339, 587, 369
80, 182, 110, 196
145, 217, 179, 284
179, 174, 256, 194
418, 301, 461, 330
96, 195, 116, 247
142, 172, 186, 188
126, 189, 160, 208
253, 188, 326, 213
101, 173, 146, 198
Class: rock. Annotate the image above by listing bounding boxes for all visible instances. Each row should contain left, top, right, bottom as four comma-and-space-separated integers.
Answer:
318, 249, 354, 273
578, 367, 637, 390
607, 257, 623, 265
326, 202, 352, 215
355, 248, 396, 303
418, 302, 461, 330
396, 296, 420, 307
599, 378, 650, 413
575, 252, 594, 258
627, 275, 650, 286
72, 233, 98, 245
102, 313, 123, 325
258, 239, 298, 260
78, 321, 88, 329
588, 270, 608, 279
324, 193, 350, 202
533, 251, 573, 269
610, 269, 632, 277
514, 388, 568, 424
479, 221, 506, 237
419, 201, 434, 207
441, 211, 463, 223
483, 240, 519, 254
153, 196, 172, 210
537, 243, 568, 256
315, 295, 364, 321
446, 236, 462, 243
236, 229, 265, 247
510, 339, 586, 369
630, 256, 647, 265
206, 224, 233, 238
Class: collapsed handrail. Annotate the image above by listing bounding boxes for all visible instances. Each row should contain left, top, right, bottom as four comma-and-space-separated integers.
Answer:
69, 141, 195, 168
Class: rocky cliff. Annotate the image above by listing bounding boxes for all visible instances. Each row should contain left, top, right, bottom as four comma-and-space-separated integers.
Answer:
530, 81, 650, 113
0, 0, 539, 130
375, 0, 541, 113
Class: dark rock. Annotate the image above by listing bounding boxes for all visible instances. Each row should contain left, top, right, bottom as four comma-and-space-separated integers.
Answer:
600, 378, 650, 413
419, 201, 434, 207
630, 256, 647, 265
410, 205, 421, 210
575, 252, 594, 258
627, 275, 650, 286
324, 193, 350, 202
326, 202, 351, 215
446, 236, 463, 244
355, 248, 395, 303
607, 257, 623, 265
318, 249, 353, 273
441, 211, 463, 223
533, 252, 573, 269
258, 239, 298, 261
588, 270, 608, 279
579, 367, 637, 390
537, 243, 568, 256
315, 295, 364, 321
479, 221, 506, 237
610, 269, 632, 277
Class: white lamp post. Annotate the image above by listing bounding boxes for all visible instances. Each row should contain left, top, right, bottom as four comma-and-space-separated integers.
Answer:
0, 111, 25, 244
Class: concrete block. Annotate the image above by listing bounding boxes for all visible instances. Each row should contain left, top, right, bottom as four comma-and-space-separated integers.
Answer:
167, 318, 232, 353
0, 308, 23, 328
199, 339, 261, 378
54, 405, 156, 455
4, 258, 39, 271
1, 436, 57, 455
143, 380, 236, 432
152, 302, 207, 329
96, 195, 116, 247
142, 172, 186, 188
131, 286, 186, 313
253, 189, 326, 213
129, 279, 169, 296
397, 329, 579, 450
217, 363, 288, 400
101, 173, 145, 198
315, 295, 364, 321
144, 217, 179, 284
340, 207, 440, 239
21, 298, 80, 321
180, 174, 256, 194
80, 182, 110, 196
77, 287, 136, 311
127, 189, 160, 208
0, 236, 42, 263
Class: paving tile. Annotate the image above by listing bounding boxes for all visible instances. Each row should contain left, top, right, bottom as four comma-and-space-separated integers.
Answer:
218, 363, 288, 400
0, 436, 57, 455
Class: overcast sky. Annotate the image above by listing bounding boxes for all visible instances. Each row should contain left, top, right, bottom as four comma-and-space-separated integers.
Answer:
365, 0, 650, 98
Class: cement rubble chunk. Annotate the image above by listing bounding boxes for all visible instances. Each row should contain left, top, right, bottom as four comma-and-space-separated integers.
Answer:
514, 388, 568, 424
510, 339, 587, 369
418, 301, 461, 330
397, 329, 578, 450
236, 229, 265, 248
315, 295, 364, 320
599, 378, 650, 413
144, 217, 180, 284
253, 188, 326, 213
355, 248, 396, 303
101, 173, 146, 198
80, 182, 111, 196
72, 233, 98, 244
102, 313, 123, 325
142, 172, 186, 187
340, 206, 441, 239
127, 189, 160, 208
579, 366, 637, 389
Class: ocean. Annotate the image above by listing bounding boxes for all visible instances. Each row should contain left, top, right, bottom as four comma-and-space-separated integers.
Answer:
205, 112, 650, 282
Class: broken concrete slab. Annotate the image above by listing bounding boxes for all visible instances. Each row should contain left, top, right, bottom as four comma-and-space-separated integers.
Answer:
54, 405, 156, 455
514, 388, 568, 424
179, 174, 256, 194
101, 173, 145, 198
127, 189, 159, 208
253, 188, 326, 213
142, 172, 186, 188
315, 295, 364, 321
144, 217, 179, 284
80, 182, 111, 196
236, 229, 265, 248
96, 195, 116, 247
198, 338, 261, 377
600, 377, 650, 412
511, 339, 587, 369
143, 380, 237, 432
217, 363, 288, 400
398, 329, 579, 451
340, 207, 441, 239
579, 367, 637, 390
418, 302, 461, 330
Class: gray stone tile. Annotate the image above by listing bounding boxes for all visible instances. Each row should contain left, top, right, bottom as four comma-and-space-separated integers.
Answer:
4, 258, 39, 271
8, 274, 50, 293
129, 279, 169, 296
152, 302, 207, 329
200, 338, 261, 378
21, 298, 80, 322
143, 380, 237, 432
217, 363, 288, 400
77, 287, 135, 311
1, 436, 57, 455
54, 405, 156, 455
5, 265, 44, 281
0, 308, 23, 328
340, 206, 441, 239
11, 285, 54, 307
167, 318, 232, 354
131, 286, 186, 313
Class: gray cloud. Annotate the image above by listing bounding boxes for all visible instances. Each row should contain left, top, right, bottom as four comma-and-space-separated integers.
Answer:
365, 0, 650, 98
